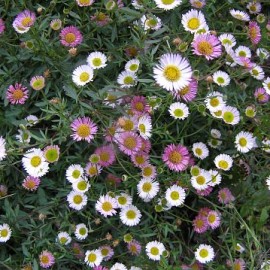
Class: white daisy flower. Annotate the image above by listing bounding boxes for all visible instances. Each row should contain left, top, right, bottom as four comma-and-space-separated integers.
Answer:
153, 53, 192, 92
236, 243, 245, 253
111, 263, 128, 270
125, 59, 140, 73
22, 148, 49, 177
191, 170, 212, 191
235, 131, 255, 153
195, 244, 215, 264
15, 129, 31, 143
192, 142, 209, 160
72, 178, 91, 193
165, 184, 186, 207
132, 0, 143, 10
256, 48, 269, 60
12, 22, 30, 34
116, 193, 133, 208
266, 175, 270, 191
120, 205, 142, 226
263, 77, 270, 95
169, 102, 189, 120
85, 249, 103, 267
225, 47, 238, 67
250, 65, 265, 80
153, 0, 182, 10
87, 51, 107, 69
181, 9, 207, 33
25, 115, 39, 126
213, 71, 230, 87
262, 139, 270, 153
137, 178, 160, 202
95, 194, 118, 217
218, 33, 236, 48
75, 223, 89, 240
211, 129, 221, 139
247, 1, 261, 14
0, 137, 7, 161
214, 154, 233, 171
140, 15, 162, 31
146, 240, 166, 261
208, 169, 222, 187
141, 164, 156, 180
205, 91, 225, 112
222, 106, 240, 125
57, 231, 72, 245
66, 164, 84, 183
235, 45, 252, 58
72, 65, 94, 86
230, 9, 250, 21
117, 71, 137, 88
137, 115, 152, 139
210, 109, 223, 119
130, 267, 142, 270
0, 224, 12, 242
208, 137, 222, 149
67, 190, 88, 211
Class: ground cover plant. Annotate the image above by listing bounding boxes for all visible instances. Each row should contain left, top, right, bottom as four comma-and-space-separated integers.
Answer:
0, 0, 270, 269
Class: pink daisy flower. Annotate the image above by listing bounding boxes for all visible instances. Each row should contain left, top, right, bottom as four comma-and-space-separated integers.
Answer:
190, 0, 206, 9
192, 34, 222, 60
70, 117, 98, 143
218, 187, 235, 204
72, 242, 84, 259
13, 10, 36, 33
207, 210, 221, 229
139, 138, 151, 154
141, 164, 157, 180
39, 250, 55, 269
117, 131, 142, 156
162, 144, 190, 172
6, 83, 29, 104
0, 19, 5, 34
93, 266, 109, 270
193, 215, 209, 233
127, 240, 142, 256
172, 78, 198, 102
85, 162, 102, 177
131, 151, 149, 168
99, 245, 114, 261
130, 96, 150, 116
248, 21, 261, 45
105, 173, 122, 187
232, 258, 246, 270
235, 56, 255, 70
182, 262, 203, 270
91, 12, 111, 27
22, 176, 41, 191
95, 145, 116, 167
76, 0, 95, 7
254, 87, 270, 103
198, 207, 211, 217
59, 26, 83, 47
196, 186, 213, 196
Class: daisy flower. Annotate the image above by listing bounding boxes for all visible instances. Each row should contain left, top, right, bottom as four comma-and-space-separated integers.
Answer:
137, 178, 159, 202
247, 1, 261, 14
12, 10, 36, 33
235, 45, 251, 58
131, 151, 149, 168
236, 243, 245, 253
111, 263, 128, 270
22, 148, 49, 177
208, 169, 222, 187
120, 205, 142, 226
75, 223, 88, 240
39, 250, 55, 268
67, 190, 88, 211
85, 162, 102, 177
256, 48, 269, 61
250, 65, 264, 80
30, 75, 45, 91
70, 117, 98, 143
153, 53, 192, 92
57, 231, 72, 245
192, 142, 209, 160
72, 65, 94, 86
235, 131, 255, 153
50, 18, 62, 30
0, 137, 7, 161
117, 71, 137, 88
162, 144, 190, 172
232, 259, 246, 270
25, 115, 39, 126
125, 59, 140, 73
6, 83, 28, 104
254, 87, 270, 103
59, 26, 83, 47
218, 188, 235, 204
117, 116, 137, 131
139, 138, 151, 154
95, 145, 116, 167
87, 51, 107, 69
95, 194, 117, 217
76, 0, 95, 7
214, 154, 233, 171
193, 215, 208, 234
245, 106, 256, 118
192, 34, 222, 60
213, 71, 230, 87
153, 0, 182, 10
146, 241, 166, 261
169, 102, 189, 120
0, 224, 12, 242
130, 96, 150, 116
218, 33, 236, 49
99, 245, 114, 261
66, 164, 84, 183
85, 249, 103, 267
72, 178, 90, 193
128, 240, 142, 255
263, 77, 270, 95
0, 19, 5, 34
262, 139, 270, 153
222, 106, 240, 125
230, 9, 250, 21
141, 164, 157, 180
181, 9, 207, 33
165, 184, 186, 206
172, 78, 198, 102
22, 176, 41, 191
43, 145, 60, 163
207, 210, 221, 229
266, 176, 270, 190
191, 170, 212, 191
205, 91, 225, 112
117, 131, 142, 156
195, 244, 215, 264
132, 0, 144, 9
15, 129, 31, 143
116, 193, 133, 208
137, 115, 152, 139
140, 15, 162, 31
248, 21, 261, 45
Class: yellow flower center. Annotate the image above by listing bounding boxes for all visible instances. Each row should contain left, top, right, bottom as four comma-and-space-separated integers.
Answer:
210, 97, 220, 107
179, 86, 189, 96
72, 169, 81, 179
22, 17, 32, 27
197, 41, 213, 56
129, 64, 138, 71
25, 180, 36, 190
139, 124, 146, 134
187, 18, 200, 30
123, 136, 137, 149
126, 210, 136, 219
195, 148, 202, 156
195, 218, 204, 228
135, 155, 145, 165
12, 89, 24, 100
143, 166, 153, 177
88, 253, 97, 263
217, 77, 225, 84
79, 227, 87, 235
77, 181, 87, 191
223, 111, 234, 123
60, 237, 67, 244
101, 248, 109, 256
214, 110, 222, 117
233, 263, 241, 270
0, 229, 8, 237
92, 58, 102, 67
238, 51, 246, 57
208, 214, 216, 223
222, 39, 232, 46
168, 150, 182, 164
102, 201, 113, 212
170, 191, 179, 200
239, 137, 247, 147
32, 79, 44, 90
135, 102, 144, 112
174, 109, 184, 117
142, 182, 152, 192
122, 119, 134, 131
100, 151, 110, 162
45, 149, 58, 162
150, 247, 159, 255
218, 160, 228, 170
199, 248, 209, 258
123, 76, 134, 85
40, 255, 49, 264
30, 156, 42, 167
146, 18, 157, 27
65, 33, 76, 43
252, 69, 259, 76
249, 27, 257, 40
88, 166, 98, 175
79, 0, 91, 4
73, 195, 83, 204
80, 72, 90, 82
118, 196, 127, 205
196, 176, 206, 185
77, 124, 91, 138
163, 65, 181, 82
